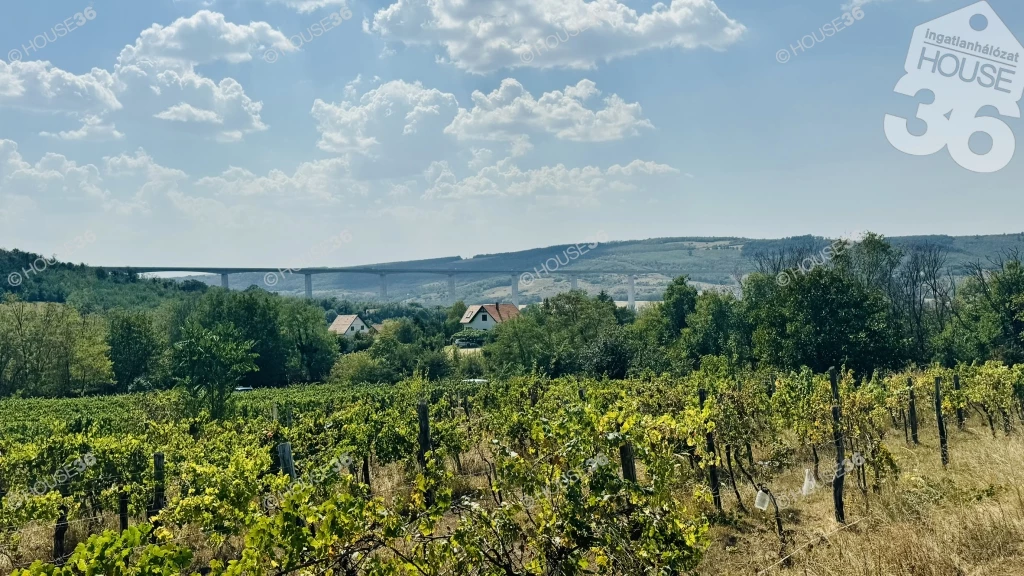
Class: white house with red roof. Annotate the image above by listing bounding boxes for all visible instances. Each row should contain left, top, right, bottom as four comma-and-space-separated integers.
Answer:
460, 303, 521, 331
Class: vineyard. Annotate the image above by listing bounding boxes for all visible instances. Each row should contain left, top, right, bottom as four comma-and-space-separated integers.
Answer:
1, 361, 1024, 575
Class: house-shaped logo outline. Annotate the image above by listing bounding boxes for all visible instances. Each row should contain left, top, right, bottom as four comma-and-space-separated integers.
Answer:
903, 1, 1024, 105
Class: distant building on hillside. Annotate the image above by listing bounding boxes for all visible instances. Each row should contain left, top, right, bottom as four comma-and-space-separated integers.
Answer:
460, 303, 520, 331
329, 314, 369, 337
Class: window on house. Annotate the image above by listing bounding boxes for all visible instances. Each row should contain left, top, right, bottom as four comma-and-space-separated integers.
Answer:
481, 314, 488, 321
350, 326, 355, 331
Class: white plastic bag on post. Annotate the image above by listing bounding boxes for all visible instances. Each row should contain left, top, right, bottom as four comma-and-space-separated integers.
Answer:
802, 468, 817, 496
754, 489, 770, 511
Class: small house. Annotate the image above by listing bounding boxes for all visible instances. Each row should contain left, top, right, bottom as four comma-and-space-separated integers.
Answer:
329, 314, 370, 338
459, 303, 520, 331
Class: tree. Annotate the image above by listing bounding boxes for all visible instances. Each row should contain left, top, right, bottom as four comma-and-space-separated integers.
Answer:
415, 349, 452, 380
107, 309, 163, 393
485, 292, 620, 377
580, 327, 631, 379
280, 299, 338, 383
445, 301, 468, 337
944, 251, 1024, 365
744, 266, 901, 378
329, 351, 395, 385
170, 322, 257, 419
663, 276, 698, 335
0, 298, 113, 397
624, 303, 672, 375
677, 291, 750, 370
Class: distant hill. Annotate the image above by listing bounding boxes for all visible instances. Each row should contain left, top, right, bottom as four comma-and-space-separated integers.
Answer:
0, 247, 209, 312
5, 233, 1022, 308
176, 232, 1024, 305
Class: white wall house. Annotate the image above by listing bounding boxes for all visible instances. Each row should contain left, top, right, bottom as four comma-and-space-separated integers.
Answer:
329, 314, 370, 338
459, 303, 520, 331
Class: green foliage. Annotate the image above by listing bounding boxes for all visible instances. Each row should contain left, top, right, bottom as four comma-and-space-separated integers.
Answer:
330, 351, 396, 386
170, 322, 257, 419
108, 309, 164, 393
12, 525, 194, 576
677, 291, 750, 370
0, 297, 113, 397
744, 266, 900, 378
662, 276, 698, 335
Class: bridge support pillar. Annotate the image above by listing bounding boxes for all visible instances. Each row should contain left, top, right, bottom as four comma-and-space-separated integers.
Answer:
379, 274, 388, 300
447, 274, 456, 302
221, 273, 229, 290
570, 274, 578, 291
511, 273, 520, 308
627, 275, 636, 311
304, 273, 312, 299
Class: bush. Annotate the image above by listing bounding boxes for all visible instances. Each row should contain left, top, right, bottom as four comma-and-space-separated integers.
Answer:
451, 328, 488, 346
330, 352, 396, 385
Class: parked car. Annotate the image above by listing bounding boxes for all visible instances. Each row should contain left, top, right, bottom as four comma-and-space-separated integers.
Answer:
234, 386, 254, 393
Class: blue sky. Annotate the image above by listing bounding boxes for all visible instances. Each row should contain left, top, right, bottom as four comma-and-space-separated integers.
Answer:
1, 0, 1023, 268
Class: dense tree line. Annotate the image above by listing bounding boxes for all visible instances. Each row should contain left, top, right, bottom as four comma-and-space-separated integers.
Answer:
4, 234, 1024, 400
482, 234, 1024, 380
0, 288, 337, 398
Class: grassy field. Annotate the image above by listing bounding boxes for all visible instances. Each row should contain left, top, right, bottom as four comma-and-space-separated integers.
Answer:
703, 424, 1024, 575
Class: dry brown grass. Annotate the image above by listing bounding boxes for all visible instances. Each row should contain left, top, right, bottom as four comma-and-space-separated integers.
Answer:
699, 424, 1024, 576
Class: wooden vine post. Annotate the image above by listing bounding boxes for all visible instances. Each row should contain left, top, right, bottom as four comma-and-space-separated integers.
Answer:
119, 487, 130, 532
619, 441, 637, 483
935, 377, 949, 467
416, 399, 435, 507
953, 374, 966, 430
829, 368, 846, 524
147, 452, 166, 542
362, 454, 372, 494
908, 378, 920, 445
53, 500, 69, 564
277, 442, 297, 480
698, 388, 722, 512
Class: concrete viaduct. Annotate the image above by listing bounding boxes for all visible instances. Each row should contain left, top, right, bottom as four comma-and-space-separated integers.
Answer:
106, 266, 690, 309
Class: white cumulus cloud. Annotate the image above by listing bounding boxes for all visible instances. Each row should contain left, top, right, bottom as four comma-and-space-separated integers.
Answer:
368, 0, 746, 73
445, 79, 653, 142
40, 116, 125, 141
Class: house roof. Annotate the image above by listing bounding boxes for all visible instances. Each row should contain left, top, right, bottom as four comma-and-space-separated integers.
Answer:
329, 314, 363, 334
460, 304, 521, 324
